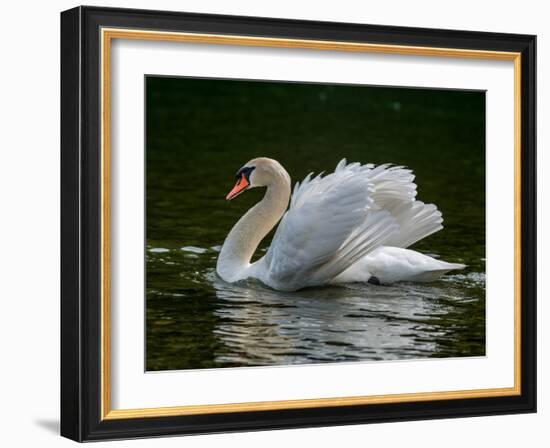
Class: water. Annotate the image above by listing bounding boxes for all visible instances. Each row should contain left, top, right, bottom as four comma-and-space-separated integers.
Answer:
146, 77, 486, 371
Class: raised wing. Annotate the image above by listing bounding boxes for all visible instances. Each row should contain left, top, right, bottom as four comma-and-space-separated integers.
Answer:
367, 163, 443, 248
261, 160, 398, 290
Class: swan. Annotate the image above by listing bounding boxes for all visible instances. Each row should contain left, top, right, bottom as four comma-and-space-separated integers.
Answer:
216, 157, 465, 291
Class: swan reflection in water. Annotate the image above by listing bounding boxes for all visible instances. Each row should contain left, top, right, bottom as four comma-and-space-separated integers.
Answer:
207, 269, 485, 367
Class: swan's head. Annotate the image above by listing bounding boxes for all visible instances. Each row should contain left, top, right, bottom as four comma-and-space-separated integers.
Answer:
226, 157, 287, 200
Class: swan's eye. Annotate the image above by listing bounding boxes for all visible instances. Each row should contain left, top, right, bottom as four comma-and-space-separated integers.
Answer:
235, 166, 255, 182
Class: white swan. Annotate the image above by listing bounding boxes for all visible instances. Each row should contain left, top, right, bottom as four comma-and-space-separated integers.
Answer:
216, 157, 465, 291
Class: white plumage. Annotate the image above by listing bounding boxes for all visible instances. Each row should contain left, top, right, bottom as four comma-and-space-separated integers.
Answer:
217, 157, 464, 291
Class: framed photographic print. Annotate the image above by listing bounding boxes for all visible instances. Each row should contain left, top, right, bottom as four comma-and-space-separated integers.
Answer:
60, 6, 536, 442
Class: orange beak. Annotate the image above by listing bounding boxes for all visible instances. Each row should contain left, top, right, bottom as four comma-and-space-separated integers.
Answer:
226, 174, 250, 200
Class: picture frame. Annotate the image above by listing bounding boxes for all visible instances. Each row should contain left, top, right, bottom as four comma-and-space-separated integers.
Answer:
60, 5, 536, 442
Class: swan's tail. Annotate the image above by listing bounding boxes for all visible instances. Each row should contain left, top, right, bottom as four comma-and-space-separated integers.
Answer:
406, 262, 466, 282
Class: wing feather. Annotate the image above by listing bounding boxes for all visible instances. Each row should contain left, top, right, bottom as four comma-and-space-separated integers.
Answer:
262, 159, 398, 290
367, 163, 444, 248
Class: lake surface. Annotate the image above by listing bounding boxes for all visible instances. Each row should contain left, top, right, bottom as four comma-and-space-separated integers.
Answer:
145, 77, 486, 371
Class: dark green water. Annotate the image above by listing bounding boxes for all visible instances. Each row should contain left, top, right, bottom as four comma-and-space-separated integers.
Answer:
145, 76, 485, 371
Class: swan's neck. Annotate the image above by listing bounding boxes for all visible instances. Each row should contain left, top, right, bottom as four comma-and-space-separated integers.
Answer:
217, 171, 291, 282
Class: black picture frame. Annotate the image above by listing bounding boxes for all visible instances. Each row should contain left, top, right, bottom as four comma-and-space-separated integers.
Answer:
61, 5, 536, 442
